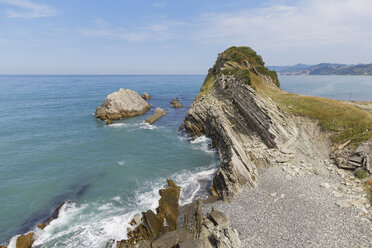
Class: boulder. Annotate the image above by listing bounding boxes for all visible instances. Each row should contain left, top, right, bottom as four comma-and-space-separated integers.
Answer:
142, 92, 152, 100
145, 108, 167, 125
208, 209, 229, 229
158, 180, 181, 231
170, 98, 183, 108
95, 89, 151, 120
16, 233, 34, 248
106, 119, 112, 125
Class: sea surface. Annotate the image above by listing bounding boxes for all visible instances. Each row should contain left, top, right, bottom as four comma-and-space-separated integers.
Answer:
0, 75, 371, 247
279, 75, 372, 101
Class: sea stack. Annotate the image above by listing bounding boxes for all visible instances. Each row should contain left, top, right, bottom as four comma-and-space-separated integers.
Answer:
95, 88, 151, 120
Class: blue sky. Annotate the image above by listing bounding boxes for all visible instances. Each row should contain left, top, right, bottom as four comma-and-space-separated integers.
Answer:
0, 0, 372, 74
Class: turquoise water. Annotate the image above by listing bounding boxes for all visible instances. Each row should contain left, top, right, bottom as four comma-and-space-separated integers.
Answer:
1, 75, 371, 247
279, 75, 372, 101
0, 75, 218, 247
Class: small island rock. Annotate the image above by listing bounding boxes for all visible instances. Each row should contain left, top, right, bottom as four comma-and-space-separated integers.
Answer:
95, 88, 151, 120
170, 98, 183, 108
145, 108, 167, 125
142, 92, 152, 100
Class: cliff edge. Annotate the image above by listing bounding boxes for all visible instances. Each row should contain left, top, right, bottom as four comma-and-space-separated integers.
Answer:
183, 46, 372, 201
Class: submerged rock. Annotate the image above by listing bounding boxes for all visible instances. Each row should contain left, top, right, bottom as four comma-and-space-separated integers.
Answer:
142, 92, 152, 100
37, 202, 67, 229
170, 98, 183, 108
145, 108, 167, 125
95, 89, 151, 120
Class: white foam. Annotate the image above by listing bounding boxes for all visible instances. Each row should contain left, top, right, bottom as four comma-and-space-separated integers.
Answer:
117, 161, 125, 166
190, 135, 216, 154
106, 123, 127, 128
31, 159, 218, 247
7, 235, 19, 248
138, 121, 157, 130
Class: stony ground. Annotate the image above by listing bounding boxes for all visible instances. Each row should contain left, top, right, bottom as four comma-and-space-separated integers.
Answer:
207, 164, 372, 248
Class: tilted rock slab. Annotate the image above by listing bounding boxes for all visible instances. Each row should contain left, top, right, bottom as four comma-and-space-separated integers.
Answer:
145, 108, 167, 125
95, 88, 151, 120
183, 71, 297, 201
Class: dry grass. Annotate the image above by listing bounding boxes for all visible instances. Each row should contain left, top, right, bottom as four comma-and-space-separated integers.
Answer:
251, 75, 372, 146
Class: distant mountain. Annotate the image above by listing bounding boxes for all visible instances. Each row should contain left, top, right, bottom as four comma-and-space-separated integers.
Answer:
268, 63, 372, 75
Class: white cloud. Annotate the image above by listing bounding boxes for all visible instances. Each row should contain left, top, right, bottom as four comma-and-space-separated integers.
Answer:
153, 1, 167, 8
81, 19, 187, 42
193, 0, 372, 50
0, 0, 56, 18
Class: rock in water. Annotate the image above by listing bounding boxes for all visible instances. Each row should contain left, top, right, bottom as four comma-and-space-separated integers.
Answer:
145, 108, 167, 125
15, 233, 34, 248
95, 88, 151, 120
142, 92, 152, 100
170, 98, 183, 108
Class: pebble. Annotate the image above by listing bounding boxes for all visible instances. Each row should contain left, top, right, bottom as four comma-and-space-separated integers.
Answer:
281, 194, 285, 198
332, 191, 343, 198
321, 182, 330, 189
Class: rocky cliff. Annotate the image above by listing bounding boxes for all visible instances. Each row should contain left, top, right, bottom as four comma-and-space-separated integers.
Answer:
183, 47, 302, 201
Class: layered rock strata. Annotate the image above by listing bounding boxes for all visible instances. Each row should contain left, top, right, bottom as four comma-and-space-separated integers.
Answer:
145, 107, 167, 125
183, 47, 298, 201
95, 88, 151, 120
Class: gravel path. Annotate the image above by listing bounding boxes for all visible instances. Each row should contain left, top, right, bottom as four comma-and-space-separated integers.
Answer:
208, 167, 372, 248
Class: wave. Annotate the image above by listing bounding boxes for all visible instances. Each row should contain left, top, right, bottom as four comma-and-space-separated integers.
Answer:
30, 162, 217, 247
138, 122, 157, 130
117, 161, 125, 166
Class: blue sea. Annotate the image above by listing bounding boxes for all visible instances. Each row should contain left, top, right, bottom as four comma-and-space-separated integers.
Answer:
0, 75, 371, 247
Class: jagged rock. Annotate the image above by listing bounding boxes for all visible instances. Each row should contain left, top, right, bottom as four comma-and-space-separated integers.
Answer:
142, 92, 151, 100
37, 202, 66, 229
151, 229, 187, 248
129, 213, 142, 226
106, 119, 112, 125
16, 233, 34, 248
95, 88, 151, 120
158, 179, 181, 231
209, 209, 229, 229
117, 180, 181, 244
145, 108, 167, 125
170, 98, 183, 108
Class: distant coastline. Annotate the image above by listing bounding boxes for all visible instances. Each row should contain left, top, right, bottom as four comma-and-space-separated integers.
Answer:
268, 63, 372, 75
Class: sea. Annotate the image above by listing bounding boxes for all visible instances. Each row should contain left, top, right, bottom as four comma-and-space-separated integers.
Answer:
0, 75, 371, 247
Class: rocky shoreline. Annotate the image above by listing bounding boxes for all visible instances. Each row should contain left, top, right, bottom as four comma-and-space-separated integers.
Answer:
2, 46, 372, 247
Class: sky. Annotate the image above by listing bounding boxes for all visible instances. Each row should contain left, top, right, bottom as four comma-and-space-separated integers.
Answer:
0, 0, 372, 74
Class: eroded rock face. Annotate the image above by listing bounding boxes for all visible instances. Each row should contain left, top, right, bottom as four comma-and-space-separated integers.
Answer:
95, 89, 151, 120
145, 108, 167, 125
170, 98, 183, 108
183, 71, 296, 201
